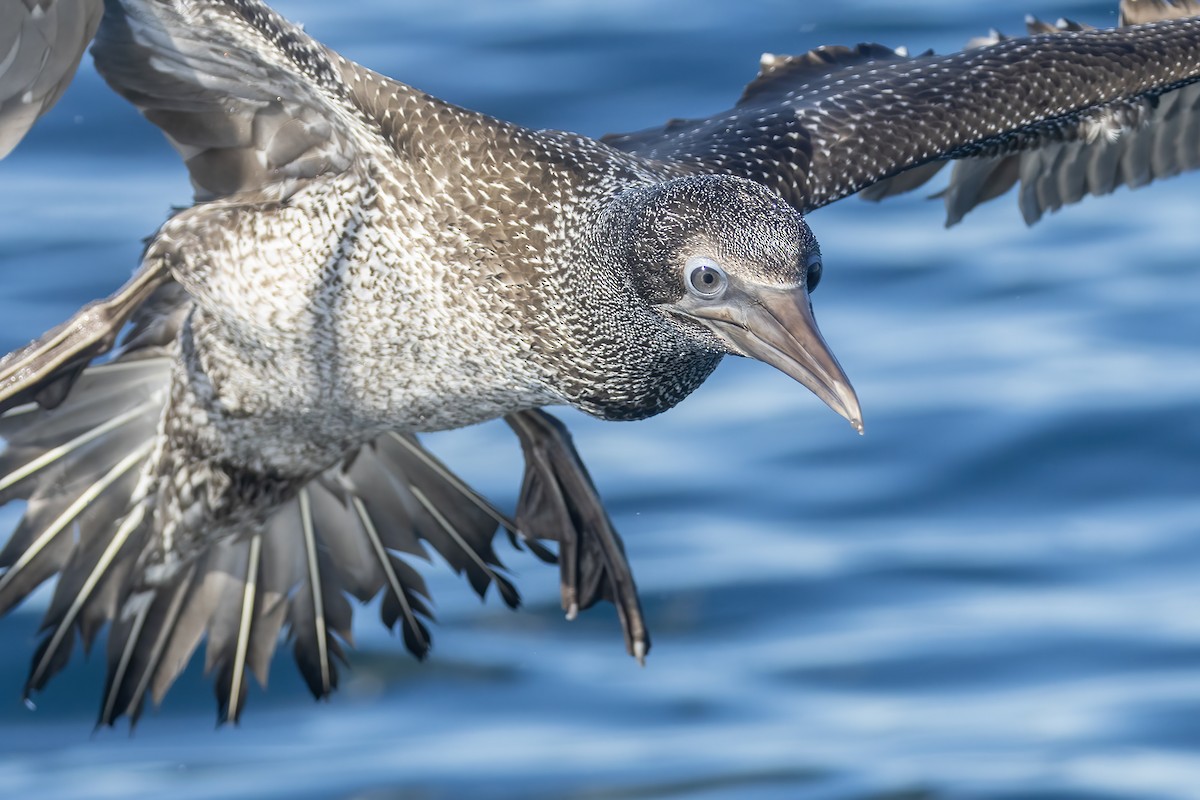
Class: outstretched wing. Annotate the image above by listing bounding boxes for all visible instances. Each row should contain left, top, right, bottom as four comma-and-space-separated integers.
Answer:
92, 0, 514, 204
603, 10, 1200, 216
91, 0, 365, 202
0, 0, 102, 158
862, 3, 1200, 225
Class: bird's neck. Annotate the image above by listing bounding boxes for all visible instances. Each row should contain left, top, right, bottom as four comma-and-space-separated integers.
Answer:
531, 186, 724, 422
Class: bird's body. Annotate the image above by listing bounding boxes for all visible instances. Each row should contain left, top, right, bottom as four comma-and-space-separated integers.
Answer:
138, 124, 732, 568
0, 0, 1199, 725
163, 130, 705, 444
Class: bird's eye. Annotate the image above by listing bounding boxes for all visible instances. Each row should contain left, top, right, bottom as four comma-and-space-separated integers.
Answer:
805, 256, 823, 292
684, 256, 728, 298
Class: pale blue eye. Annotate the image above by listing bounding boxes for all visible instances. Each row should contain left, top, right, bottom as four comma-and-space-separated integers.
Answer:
685, 257, 728, 298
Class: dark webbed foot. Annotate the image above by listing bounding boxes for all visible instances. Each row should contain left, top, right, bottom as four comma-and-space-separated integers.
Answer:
505, 409, 649, 663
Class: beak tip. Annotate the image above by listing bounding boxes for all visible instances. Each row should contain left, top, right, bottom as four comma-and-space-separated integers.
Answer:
833, 388, 863, 436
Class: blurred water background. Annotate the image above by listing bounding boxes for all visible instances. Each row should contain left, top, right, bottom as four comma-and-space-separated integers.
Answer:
1, 1, 1199, 798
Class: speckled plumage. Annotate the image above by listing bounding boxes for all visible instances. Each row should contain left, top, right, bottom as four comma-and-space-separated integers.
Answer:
1, 0, 1200, 725
605, 13, 1200, 213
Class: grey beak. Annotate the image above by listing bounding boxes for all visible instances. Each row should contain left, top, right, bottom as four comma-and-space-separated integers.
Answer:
685, 287, 863, 433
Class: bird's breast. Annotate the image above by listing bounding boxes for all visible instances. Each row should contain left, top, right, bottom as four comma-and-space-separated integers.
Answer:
168, 175, 562, 471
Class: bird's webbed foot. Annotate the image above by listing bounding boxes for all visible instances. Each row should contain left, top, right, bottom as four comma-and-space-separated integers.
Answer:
505, 409, 649, 663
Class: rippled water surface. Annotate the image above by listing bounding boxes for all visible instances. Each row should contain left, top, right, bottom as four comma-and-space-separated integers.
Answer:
1, 2, 1199, 798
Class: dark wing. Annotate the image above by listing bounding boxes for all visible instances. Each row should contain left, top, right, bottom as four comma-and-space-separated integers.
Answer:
863, 5, 1200, 225
602, 12, 1200, 216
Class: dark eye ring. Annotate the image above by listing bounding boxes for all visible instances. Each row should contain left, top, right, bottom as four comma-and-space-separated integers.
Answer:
685, 256, 728, 298
806, 256, 823, 292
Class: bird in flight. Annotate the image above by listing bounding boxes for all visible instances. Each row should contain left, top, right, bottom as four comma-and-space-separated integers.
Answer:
0, 0, 1198, 725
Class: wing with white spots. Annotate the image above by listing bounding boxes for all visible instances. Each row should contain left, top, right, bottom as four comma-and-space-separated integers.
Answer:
861, 5, 1200, 225
0, 0, 102, 159
603, 14, 1200, 215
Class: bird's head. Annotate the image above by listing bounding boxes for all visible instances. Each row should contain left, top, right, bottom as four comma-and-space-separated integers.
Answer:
618, 174, 862, 432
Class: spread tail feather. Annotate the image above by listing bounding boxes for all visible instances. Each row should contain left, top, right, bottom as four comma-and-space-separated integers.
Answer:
0, 355, 171, 697
0, 348, 525, 724
91, 429, 534, 725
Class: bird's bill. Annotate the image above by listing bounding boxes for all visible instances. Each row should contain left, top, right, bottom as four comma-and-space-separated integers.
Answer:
684, 288, 863, 433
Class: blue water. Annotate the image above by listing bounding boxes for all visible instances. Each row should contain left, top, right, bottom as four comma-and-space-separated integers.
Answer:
1, 1, 1198, 798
